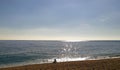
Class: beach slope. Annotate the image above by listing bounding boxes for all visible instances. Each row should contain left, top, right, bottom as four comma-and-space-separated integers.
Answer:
0, 58, 120, 70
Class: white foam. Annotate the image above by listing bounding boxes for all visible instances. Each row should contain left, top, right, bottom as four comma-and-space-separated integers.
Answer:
48, 57, 90, 62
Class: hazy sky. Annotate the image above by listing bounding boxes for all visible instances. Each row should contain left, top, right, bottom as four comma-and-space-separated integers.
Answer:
0, 0, 120, 40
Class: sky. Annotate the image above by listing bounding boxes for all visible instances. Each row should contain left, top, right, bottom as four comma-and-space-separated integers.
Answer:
0, 0, 120, 40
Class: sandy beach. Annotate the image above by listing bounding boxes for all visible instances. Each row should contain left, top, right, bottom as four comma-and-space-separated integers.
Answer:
0, 58, 120, 70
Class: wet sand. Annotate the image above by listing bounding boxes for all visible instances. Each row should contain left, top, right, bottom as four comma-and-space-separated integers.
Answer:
0, 58, 120, 70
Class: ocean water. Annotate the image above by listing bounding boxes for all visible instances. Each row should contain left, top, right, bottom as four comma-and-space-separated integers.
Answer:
0, 40, 120, 68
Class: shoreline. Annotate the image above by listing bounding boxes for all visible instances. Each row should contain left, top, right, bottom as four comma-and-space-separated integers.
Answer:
1, 56, 119, 68
0, 57, 118, 68
0, 58, 120, 70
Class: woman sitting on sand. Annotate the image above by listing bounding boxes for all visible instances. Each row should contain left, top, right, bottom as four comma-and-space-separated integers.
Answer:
53, 59, 57, 63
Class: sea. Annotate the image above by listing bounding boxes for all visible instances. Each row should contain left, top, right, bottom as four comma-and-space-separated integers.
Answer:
0, 40, 120, 68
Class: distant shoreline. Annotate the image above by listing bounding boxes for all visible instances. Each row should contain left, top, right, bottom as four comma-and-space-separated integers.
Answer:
0, 58, 120, 70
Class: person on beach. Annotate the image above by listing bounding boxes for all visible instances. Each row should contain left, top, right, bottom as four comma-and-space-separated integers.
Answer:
53, 59, 57, 63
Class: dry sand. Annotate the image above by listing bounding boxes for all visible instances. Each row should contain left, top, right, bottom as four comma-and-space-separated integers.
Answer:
0, 58, 120, 70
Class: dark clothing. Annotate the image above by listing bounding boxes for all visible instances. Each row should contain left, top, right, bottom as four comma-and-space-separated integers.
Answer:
53, 59, 57, 63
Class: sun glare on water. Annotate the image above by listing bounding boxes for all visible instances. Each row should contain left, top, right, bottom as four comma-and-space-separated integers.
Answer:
63, 40, 85, 42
